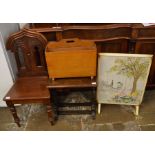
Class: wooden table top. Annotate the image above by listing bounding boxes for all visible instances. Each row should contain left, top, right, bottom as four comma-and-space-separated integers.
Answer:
47, 77, 97, 89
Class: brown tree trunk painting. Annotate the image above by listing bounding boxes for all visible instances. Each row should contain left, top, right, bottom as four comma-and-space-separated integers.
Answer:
131, 77, 138, 95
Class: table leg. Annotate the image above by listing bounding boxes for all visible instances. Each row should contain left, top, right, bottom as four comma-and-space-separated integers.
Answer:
46, 100, 55, 125
6, 101, 20, 127
50, 89, 58, 120
91, 102, 96, 119
91, 87, 96, 119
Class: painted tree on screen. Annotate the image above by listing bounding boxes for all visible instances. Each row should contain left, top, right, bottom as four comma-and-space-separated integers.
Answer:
110, 57, 150, 94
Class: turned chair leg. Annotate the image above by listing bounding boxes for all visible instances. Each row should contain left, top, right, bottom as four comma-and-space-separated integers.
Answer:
46, 101, 55, 125
135, 105, 140, 116
6, 102, 21, 127
98, 103, 101, 114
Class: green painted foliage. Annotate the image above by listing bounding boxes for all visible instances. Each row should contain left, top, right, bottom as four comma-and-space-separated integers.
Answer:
110, 57, 150, 80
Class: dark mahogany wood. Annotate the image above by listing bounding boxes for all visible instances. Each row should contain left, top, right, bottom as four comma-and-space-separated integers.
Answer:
4, 76, 54, 126
5, 29, 55, 126
4, 76, 50, 101
30, 24, 132, 53
6, 101, 21, 127
6, 28, 48, 77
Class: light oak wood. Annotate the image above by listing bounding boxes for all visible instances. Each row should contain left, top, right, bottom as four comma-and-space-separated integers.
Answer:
45, 38, 97, 79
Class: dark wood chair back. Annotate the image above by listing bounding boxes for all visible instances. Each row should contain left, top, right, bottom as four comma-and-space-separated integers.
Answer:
6, 28, 48, 77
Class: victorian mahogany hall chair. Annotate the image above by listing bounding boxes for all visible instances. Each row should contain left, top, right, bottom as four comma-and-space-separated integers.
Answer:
3, 28, 54, 127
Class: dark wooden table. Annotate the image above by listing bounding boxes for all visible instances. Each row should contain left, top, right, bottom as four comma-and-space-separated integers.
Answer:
47, 77, 97, 120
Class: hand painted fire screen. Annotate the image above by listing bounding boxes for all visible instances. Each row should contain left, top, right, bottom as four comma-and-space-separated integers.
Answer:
97, 53, 153, 115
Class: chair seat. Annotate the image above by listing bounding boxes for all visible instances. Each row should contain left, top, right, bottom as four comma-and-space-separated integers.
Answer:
4, 76, 50, 103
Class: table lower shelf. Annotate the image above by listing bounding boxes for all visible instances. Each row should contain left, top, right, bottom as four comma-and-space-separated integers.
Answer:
54, 102, 96, 119
58, 110, 92, 115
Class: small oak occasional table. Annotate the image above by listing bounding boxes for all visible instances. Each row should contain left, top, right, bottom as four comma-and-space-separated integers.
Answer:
47, 77, 97, 120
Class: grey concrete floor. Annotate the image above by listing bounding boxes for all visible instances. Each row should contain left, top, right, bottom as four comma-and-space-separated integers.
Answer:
0, 90, 155, 131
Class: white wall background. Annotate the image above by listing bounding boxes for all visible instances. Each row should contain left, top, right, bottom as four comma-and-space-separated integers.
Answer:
0, 23, 19, 107
19, 23, 27, 29
0, 40, 13, 106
